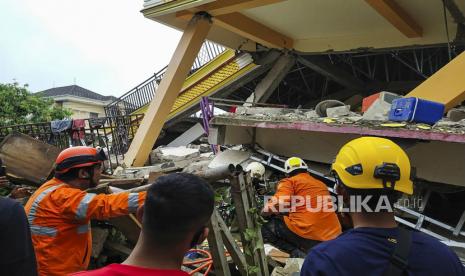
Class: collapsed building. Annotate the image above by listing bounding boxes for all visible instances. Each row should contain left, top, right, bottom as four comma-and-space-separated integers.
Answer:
2, 0, 465, 275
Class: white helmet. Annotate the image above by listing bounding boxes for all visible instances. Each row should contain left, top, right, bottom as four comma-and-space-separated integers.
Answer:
284, 157, 308, 174
245, 162, 266, 180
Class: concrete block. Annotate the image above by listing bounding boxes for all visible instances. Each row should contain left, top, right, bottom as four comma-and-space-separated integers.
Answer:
447, 108, 465, 122
167, 123, 205, 147
326, 105, 351, 118
362, 98, 392, 121
149, 146, 200, 164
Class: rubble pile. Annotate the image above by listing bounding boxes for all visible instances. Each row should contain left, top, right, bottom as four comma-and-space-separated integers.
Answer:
220, 102, 465, 135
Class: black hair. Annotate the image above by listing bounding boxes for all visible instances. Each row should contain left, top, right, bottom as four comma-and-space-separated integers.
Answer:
55, 166, 93, 182
341, 183, 402, 212
143, 173, 214, 247
288, 168, 308, 177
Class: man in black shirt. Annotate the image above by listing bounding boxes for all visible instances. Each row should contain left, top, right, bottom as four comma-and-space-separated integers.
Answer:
0, 197, 38, 276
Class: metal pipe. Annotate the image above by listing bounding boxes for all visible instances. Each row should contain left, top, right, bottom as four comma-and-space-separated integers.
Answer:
196, 164, 237, 183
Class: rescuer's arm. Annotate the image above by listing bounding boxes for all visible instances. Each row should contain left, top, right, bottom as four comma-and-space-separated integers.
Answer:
54, 187, 146, 221
261, 179, 293, 217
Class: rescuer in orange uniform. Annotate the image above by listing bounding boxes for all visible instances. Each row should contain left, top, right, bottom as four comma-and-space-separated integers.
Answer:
261, 157, 341, 257
25, 147, 146, 276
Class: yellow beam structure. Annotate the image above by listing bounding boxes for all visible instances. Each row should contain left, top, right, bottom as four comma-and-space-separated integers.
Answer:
178, 0, 285, 17
176, 1, 293, 49
123, 14, 212, 167
365, 0, 422, 38
407, 51, 465, 111
213, 12, 293, 49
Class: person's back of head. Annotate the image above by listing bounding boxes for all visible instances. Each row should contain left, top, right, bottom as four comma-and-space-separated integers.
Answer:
142, 173, 215, 250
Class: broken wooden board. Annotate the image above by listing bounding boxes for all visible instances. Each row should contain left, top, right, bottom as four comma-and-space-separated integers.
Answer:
0, 132, 60, 186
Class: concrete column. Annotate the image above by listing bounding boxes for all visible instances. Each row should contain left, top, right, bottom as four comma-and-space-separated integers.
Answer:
124, 14, 212, 167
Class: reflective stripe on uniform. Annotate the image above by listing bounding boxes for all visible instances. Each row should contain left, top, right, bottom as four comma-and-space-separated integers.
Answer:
77, 223, 90, 234
30, 225, 58, 237
28, 185, 63, 236
76, 193, 96, 220
128, 193, 139, 213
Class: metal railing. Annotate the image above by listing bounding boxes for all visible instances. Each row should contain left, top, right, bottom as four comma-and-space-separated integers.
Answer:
0, 114, 144, 173
105, 41, 226, 117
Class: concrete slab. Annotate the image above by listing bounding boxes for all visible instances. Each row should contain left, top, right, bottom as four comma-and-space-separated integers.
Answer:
208, 150, 252, 168
167, 123, 205, 147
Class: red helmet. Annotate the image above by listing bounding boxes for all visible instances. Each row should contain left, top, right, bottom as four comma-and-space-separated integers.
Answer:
55, 146, 107, 173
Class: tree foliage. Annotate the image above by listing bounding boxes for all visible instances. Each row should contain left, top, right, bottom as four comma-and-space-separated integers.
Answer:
0, 82, 72, 127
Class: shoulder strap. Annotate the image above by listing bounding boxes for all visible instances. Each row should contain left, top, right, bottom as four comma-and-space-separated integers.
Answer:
384, 227, 412, 276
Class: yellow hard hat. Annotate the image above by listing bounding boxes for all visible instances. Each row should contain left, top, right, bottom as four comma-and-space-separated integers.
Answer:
332, 137, 413, 195
284, 157, 308, 174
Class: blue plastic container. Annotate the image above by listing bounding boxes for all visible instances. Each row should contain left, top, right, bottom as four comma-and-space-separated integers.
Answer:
388, 97, 445, 125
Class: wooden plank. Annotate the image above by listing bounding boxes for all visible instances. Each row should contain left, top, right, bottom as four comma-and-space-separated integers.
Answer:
207, 209, 231, 276
213, 12, 293, 49
216, 212, 247, 275
123, 14, 212, 167
365, 0, 422, 38
407, 51, 465, 111
0, 133, 60, 186
230, 174, 269, 275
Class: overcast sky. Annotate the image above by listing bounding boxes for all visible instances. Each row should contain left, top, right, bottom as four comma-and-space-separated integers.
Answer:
0, 0, 181, 96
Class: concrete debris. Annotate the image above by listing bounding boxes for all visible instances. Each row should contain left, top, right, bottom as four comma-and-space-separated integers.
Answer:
208, 149, 252, 168
187, 143, 212, 153
344, 94, 364, 110
182, 160, 212, 174
236, 106, 286, 116
199, 136, 209, 143
218, 104, 465, 136
447, 108, 465, 122
326, 105, 351, 118
271, 258, 305, 276
315, 99, 345, 117
304, 110, 318, 119
117, 145, 215, 179
150, 146, 200, 164
362, 98, 392, 121
91, 227, 109, 258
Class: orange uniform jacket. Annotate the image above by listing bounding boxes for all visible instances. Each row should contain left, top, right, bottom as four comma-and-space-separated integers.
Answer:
266, 173, 341, 241
24, 178, 146, 276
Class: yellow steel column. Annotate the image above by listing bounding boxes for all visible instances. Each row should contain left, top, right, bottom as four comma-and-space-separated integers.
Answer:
407, 51, 465, 111
124, 13, 212, 167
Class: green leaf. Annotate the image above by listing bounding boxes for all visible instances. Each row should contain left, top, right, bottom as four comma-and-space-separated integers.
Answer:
244, 228, 257, 241
253, 240, 264, 252
247, 207, 257, 214
244, 247, 252, 257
